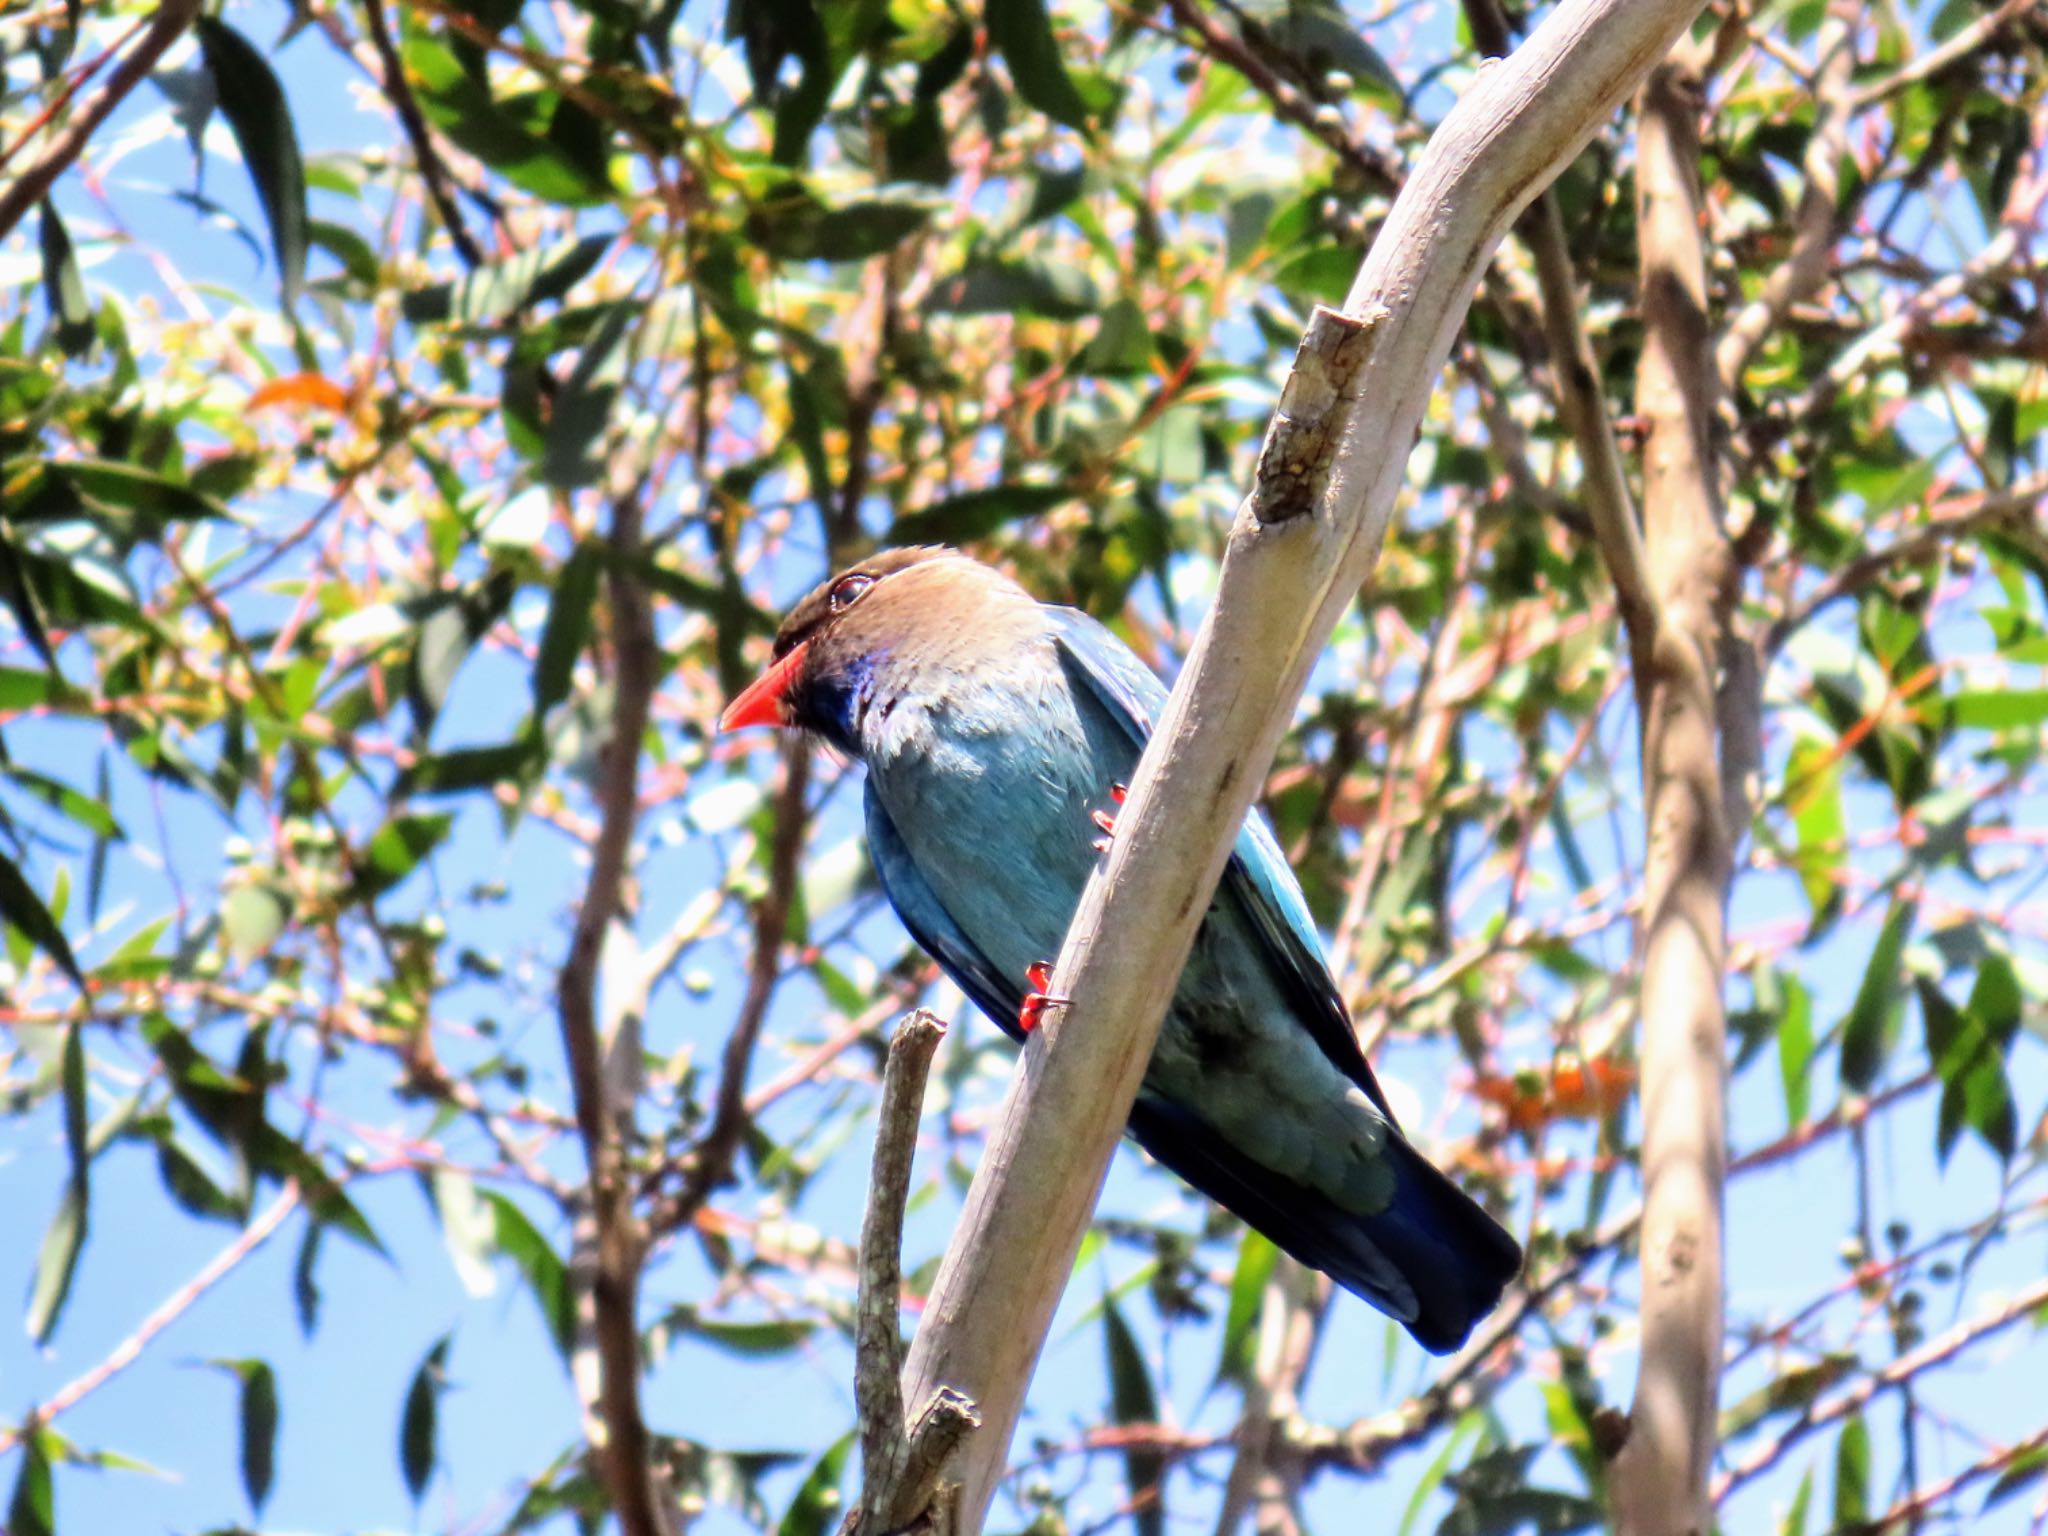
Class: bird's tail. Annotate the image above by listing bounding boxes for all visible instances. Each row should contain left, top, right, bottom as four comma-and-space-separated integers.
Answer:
1128, 1098, 1521, 1354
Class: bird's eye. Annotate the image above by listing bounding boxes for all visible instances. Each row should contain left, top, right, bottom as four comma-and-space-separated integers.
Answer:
828, 573, 875, 613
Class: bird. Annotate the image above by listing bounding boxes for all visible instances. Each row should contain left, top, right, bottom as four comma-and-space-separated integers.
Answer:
720, 545, 1521, 1352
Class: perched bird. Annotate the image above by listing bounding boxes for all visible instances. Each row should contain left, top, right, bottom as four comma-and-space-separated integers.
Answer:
721, 546, 1520, 1352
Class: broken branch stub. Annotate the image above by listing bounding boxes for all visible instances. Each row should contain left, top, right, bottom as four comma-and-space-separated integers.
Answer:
843, 1012, 982, 1536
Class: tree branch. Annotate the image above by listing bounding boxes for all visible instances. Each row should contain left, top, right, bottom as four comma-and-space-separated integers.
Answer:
1764, 475, 2047, 653
1714, 1272, 2048, 1504
1611, 49, 1736, 1536
556, 493, 665, 1536
1463, 0, 1658, 682
1716, 2, 1858, 392
0, 1181, 300, 1455
0, 0, 203, 245
359, 0, 486, 267
842, 1011, 982, 1536
894, 2, 1714, 1526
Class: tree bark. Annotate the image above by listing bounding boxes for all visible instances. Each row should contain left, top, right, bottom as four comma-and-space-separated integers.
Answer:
888, 1, 1713, 1526
1610, 51, 1735, 1536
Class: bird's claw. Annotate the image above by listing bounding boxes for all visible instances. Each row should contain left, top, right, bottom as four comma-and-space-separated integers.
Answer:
1019, 959, 1068, 1034
1089, 782, 1129, 853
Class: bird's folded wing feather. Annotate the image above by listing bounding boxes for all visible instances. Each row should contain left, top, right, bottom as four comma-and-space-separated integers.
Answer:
1045, 606, 1393, 1120
865, 784, 1028, 1041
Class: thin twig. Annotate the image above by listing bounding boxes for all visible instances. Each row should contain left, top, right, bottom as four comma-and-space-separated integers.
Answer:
555, 491, 665, 1536
359, 0, 486, 267
1464, 0, 1658, 682
648, 741, 812, 1238
0, 0, 203, 244
0, 1181, 301, 1454
1765, 476, 2046, 652
1714, 1273, 2048, 1502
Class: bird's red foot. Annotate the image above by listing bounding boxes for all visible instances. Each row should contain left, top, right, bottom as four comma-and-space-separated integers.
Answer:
1090, 782, 1130, 852
1019, 960, 1068, 1034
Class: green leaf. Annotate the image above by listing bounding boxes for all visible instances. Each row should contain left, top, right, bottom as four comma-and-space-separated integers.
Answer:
5, 764, 124, 840
1839, 898, 1912, 1092
0, 850, 85, 992
925, 258, 1099, 320
1951, 688, 2048, 730
60, 1021, 88, 1182
209, 1358, 279, 1514
535, 542, 602, 717
7, 1428, 53, 1536
774, 1427, 854, 1536
0, 666, 55, 711
659, 1304, 819, 1358
543, 300, 637, 488
747, 186, 933, 262
1785, 733, 1846, 927
1216, 1229, 1277, 1385
890, 484, 1073, 545
1920, 959, 2021, 1164
360, 812, 454, 899
1832, 1413, 1870, 1527
987, 0, 1092, 129
403, 234, 610, 325
1780, 1466, 1813, 1536
197, 18, 309, 308
400, 1334, 452, 1502
404, 736, 544, 796
1102, 1293, 1164, 1536
1982, 1445, 2048, 1512
25, 1182, 87, 1345
404, 36, 612, 204
483, 1191, 575, 1358
1776, 974, 1814, 1130
38, 200, 94, 356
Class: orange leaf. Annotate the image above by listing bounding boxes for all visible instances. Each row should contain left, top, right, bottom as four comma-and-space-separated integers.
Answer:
249, 372, 348, 413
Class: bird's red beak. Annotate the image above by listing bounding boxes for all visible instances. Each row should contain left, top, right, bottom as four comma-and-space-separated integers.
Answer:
719, 641, 809, 732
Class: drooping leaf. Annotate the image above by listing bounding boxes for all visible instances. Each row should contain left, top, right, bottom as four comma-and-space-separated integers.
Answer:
208, 1358, 279, 1514
1216, 1229, 1278, 1386
197, 17, 309, 307
25, 1182, 87, 1345
0, 851, 85, 992
774, 1427, 854, 1536
1838, 897, 1912, 1092
400, 1334, 453, 1501
986, 0, 1092, 130
534, 541, 602, 718
1102, 1293, 1164, 1536
483, 1191, 575, 1358
1833, 1412, 1871, 1527
38, 200, 94, 356
7, 1428, 54, 1536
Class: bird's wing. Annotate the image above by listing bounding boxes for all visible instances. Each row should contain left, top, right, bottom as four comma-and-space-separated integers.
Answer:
864, 782, 1027, 1044
1046, 605, 1393, 1119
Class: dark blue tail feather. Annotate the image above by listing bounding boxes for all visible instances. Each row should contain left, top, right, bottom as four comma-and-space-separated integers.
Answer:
1127, 1097, 1521, 1354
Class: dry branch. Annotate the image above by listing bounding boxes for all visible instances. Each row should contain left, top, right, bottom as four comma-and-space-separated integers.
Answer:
842, 1012, 982, 1536
894, 0, 1714, 1525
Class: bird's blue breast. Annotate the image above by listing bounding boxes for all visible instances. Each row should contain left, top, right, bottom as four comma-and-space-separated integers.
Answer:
861, 644, 1134, 985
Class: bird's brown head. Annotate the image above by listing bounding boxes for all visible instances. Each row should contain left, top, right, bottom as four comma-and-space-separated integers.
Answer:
719, 545, 1025, 749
